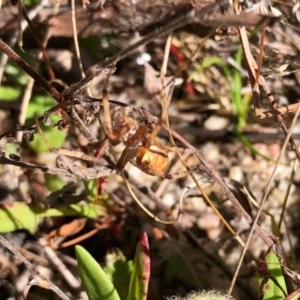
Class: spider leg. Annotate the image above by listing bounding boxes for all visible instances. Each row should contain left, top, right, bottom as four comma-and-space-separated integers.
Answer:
148, 121, 192, 155
116, 126, 147, 171
163, 145, 196, 155
89, 139, 110, 158
115, 146, 131, 171
102, 88, 115, 141
164, 169, 192, 180
149, 120, 162, 141
163, 146, 198, 179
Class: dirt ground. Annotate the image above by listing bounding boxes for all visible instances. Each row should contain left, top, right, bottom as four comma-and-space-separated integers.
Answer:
0, 0, 300, 299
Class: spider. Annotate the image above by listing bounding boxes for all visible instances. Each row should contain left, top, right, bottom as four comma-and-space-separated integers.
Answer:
100, 91, 189, 179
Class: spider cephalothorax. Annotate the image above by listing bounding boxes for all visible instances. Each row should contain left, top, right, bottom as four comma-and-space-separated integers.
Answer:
109, 106, 138, 145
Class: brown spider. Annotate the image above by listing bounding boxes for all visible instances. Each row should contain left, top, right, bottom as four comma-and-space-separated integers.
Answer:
101, 92, 188, 179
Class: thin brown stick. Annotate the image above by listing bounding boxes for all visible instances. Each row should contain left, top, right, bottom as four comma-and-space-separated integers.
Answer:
0, 235, 71, 300
236, 21, 300, 160
0, 155, 113, 179
21, 5, 55, 80
0, 39, 58, 100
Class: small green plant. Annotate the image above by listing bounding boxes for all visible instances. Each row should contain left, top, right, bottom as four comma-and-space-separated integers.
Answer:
257, 248, 287, 300
74, 233, 298, 300
0, 177, 105, 234
191, 49, 271, 161
25, 94, 67, 154
0, 201, 105, 234
166, 291, 235, 300
75, 233, 239, 300
230, 48, 271, 161
75, 232, 150, 300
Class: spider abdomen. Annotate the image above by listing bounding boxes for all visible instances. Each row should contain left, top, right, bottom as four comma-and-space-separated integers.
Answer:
133, 145, 169, 177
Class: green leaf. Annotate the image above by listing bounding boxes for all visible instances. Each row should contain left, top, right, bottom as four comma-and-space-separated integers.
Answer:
23, 0, 40, 6
45, 174, 64, 192
103, 250, 133, 299
84, 179, 99, 203
25, 94, 67, 153
127, 232, 150, 300
258, 249, 287, 300
68, 203, 105, 219
0, 202, 105, 234
235, 130, 273, 162
190, 56, 231, 82
28, 124, 67, 153
39, 203, 104, 219
26, 94, 54, 120
0, 86, 21, 101
4, 63, 29, 85
3, 143, 18, 155
75, 245, 121, 300
0, 202, 42, 234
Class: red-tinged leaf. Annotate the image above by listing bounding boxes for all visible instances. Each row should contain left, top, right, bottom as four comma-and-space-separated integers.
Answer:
127, 232, 151, 300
